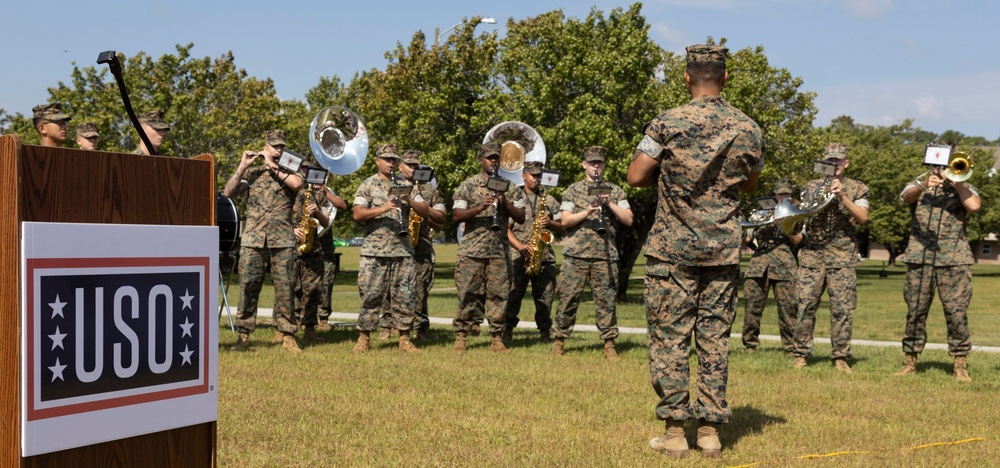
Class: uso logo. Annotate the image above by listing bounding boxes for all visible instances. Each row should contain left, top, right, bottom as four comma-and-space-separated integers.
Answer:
26, 257, 211, 421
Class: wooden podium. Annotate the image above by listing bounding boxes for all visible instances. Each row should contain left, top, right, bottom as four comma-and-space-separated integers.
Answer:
0, 134, 217, 467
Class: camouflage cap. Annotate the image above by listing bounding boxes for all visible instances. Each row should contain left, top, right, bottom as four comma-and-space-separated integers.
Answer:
523, 161, 544, 175
401, 149, 422, 164
686, 44, 728, 64
583, 145, 607, 163
376, 143, 400, 159
479, 142, 501, 159
824, 142, 848, 160
264, 129, 286, 147
75, 122, 99, 138
138, 110, 170, 130
773, 178, 795, 195
33, 103, 70, 122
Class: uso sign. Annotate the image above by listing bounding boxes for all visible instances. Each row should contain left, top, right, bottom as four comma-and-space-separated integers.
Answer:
21, 223, 218, 456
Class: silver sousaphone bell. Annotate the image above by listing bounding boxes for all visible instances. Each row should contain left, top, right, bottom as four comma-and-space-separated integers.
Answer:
309, 106, 370, 175
482, 121, 546, 187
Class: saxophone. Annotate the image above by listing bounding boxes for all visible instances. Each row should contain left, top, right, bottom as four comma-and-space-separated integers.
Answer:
408, 181, 423, 246
297, 186, 320, 254
525, 189, 554, 276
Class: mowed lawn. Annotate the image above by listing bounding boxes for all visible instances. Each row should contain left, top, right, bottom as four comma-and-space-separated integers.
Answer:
217, 244, 1000, 466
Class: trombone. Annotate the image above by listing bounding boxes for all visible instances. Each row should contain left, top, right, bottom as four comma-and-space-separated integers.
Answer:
916, 151, 974, 185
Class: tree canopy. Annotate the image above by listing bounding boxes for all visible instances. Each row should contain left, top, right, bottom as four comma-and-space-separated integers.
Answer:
5, 2, 999, 272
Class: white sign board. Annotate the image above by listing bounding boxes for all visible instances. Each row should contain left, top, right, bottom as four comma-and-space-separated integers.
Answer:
21, 222, 219, 456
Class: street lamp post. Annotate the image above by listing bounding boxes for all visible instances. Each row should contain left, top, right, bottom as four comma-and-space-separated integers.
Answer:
434, 17, 496, 46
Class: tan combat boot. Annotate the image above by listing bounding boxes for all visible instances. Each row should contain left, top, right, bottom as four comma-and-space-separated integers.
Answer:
377, 328, 391, 340
303, 326, 326, 344
895, 353, 918, 375
551, 338, 565, 356
649, 420, 688, 459
453, 333, 468, 353
271, 329, 283, 344
791, 356, 807, 369
603, 340, 621, 361
399, 333, 422, 354
281, 333, 302, 354
833, 358, 852, 374
696, 422, 722, 458
316, 319, 332, 332
231, 333, 251, 351
491, 334, 511, 353
954, 356, 972, 382
352, 331, 371, 353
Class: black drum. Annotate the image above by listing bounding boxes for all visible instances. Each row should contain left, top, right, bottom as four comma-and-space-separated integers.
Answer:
217, 193, 240, 254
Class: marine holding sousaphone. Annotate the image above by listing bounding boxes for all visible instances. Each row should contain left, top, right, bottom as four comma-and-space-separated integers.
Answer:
895, 142, 980, 382
452, 135, 527, 353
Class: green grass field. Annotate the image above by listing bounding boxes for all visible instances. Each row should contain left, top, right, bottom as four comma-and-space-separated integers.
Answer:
218, 245, 1000, 466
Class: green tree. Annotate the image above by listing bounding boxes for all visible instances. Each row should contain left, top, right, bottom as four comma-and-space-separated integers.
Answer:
18, 44, 283, 186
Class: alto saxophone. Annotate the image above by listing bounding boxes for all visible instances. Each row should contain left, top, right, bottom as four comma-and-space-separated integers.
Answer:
297, 186, 320, 254
408, 181, 423, 246
525, 189, 554, 276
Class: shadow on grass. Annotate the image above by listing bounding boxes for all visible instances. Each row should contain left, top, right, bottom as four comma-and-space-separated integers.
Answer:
722, 405, 787, 446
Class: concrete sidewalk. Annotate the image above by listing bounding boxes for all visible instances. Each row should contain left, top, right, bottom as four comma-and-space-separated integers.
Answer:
228, 307, 1000, 353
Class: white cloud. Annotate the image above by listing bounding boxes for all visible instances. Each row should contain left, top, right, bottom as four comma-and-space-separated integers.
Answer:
813, 70, 1000, 138
842, 0, 893, 19
649, 22, 687, 48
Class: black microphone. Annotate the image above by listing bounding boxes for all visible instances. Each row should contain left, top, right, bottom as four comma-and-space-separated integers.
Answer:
97, 50, 157, 156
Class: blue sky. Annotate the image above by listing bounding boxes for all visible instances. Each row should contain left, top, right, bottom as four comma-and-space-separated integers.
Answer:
3, 0, 998, 139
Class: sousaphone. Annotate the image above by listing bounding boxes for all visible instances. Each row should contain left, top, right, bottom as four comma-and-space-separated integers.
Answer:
482, 121, 546, 186
310, 106, 370, 175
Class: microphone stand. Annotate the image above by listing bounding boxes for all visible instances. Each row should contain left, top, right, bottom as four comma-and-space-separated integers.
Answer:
97, 50, 157, 156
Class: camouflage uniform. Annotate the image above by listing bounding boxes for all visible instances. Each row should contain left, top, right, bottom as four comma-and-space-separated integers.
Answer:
637, 91, 763, 424
132, 110, 171, 156
742, 221, 798, 352
354, 173, 417, 332
792, 176, 869, 361
900, 181, 976, 356
410, 182, 446, 334
552, 180, 630, 341
505, 190, 561, 334
317, 193, 339, 323
235, 165, 300, 335
453, 173, 525, 335
293, 189, 332, 327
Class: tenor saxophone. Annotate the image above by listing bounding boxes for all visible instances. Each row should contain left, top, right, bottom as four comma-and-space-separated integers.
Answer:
408, 181, 423, 246
297, 186, 320, 254
525, 189, 554, 276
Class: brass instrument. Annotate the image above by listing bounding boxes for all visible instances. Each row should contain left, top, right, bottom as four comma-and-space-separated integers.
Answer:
525, 188, 554, 276
945, 152, 974, 182
408, 181, 424, 246
740, 209, 774, 231
917, 151, 975, 184
483, 121, 548, 187
310, 107, 369, 175
296, 186, 320, 254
